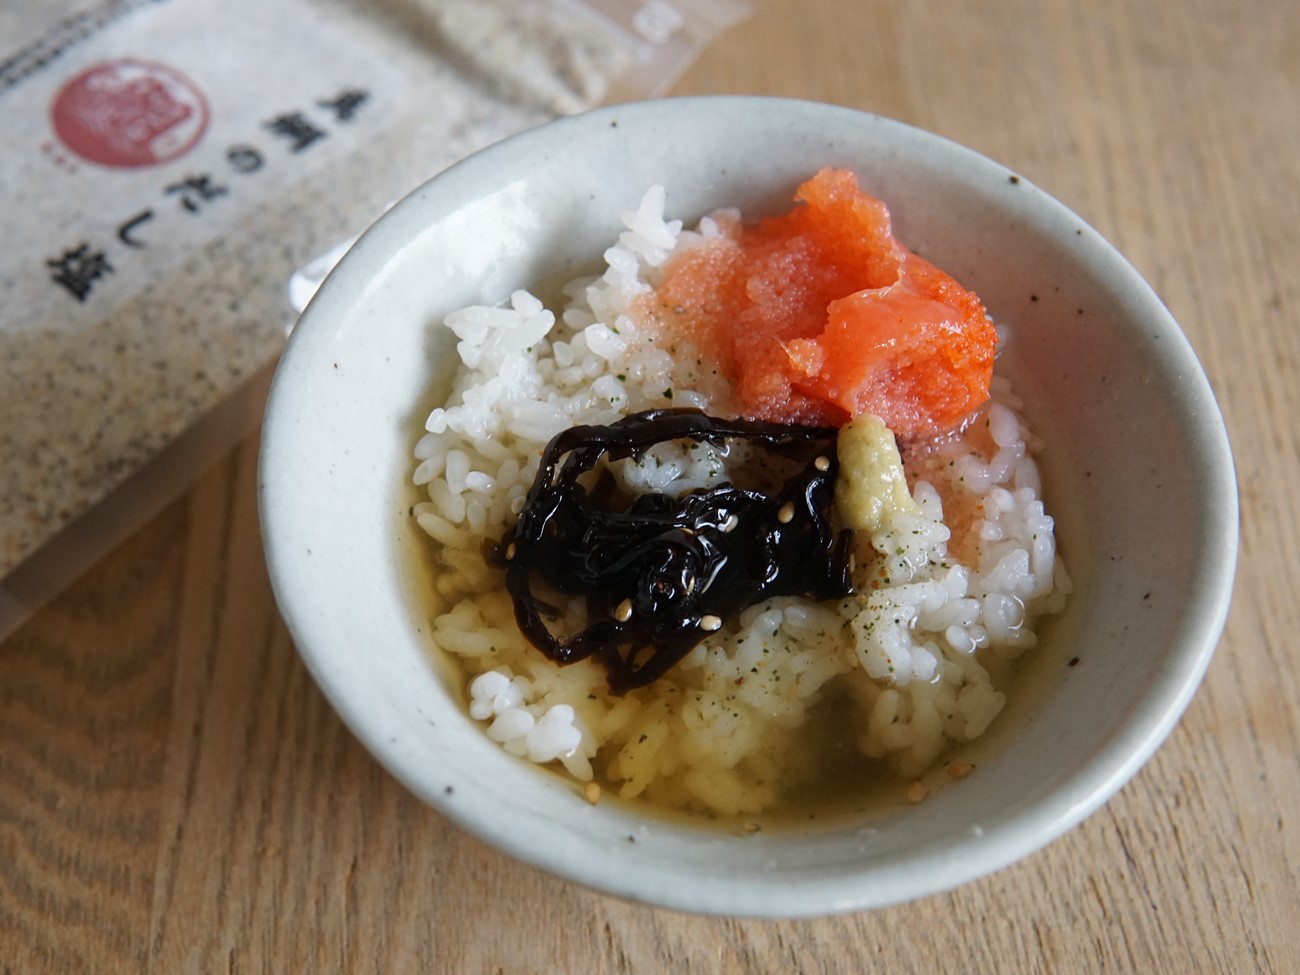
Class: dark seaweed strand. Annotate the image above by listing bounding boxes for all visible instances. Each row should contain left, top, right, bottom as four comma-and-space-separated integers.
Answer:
498, 409, 855, 694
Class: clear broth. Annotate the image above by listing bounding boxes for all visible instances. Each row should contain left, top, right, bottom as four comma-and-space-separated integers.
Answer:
401, 491, 1087, 833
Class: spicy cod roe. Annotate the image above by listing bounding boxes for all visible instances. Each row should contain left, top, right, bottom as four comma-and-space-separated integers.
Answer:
647, 168, 998, 437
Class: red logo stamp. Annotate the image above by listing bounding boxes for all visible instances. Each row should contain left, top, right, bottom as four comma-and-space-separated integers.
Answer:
50, 60, 209, 169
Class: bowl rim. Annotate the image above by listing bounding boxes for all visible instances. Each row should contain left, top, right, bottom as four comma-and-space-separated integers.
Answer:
259, 95, 1239, 916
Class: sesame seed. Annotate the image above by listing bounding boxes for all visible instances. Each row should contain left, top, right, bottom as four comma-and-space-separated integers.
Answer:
947, 762, 975, 780
614, 598, 633, 622
906, 781, 928, 804
584, 782, 602, 804
814, 455, 830, 471
504, 541, 517, 560
700, 614, 723, 631
777, 502, 795, 524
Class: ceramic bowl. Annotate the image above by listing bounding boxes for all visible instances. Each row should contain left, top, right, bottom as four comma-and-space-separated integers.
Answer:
258, 96, 1237, 916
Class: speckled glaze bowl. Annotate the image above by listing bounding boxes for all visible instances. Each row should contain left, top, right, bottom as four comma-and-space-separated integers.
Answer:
258, 96, 1238, 916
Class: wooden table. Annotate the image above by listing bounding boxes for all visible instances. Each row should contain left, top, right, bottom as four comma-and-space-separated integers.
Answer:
4, 0, 1298, 969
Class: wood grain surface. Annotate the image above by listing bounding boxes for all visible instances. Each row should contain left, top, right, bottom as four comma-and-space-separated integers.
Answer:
3, 0, 1299, 970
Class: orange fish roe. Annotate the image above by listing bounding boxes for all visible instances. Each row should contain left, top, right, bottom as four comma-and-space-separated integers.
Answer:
648, 168, 997, 438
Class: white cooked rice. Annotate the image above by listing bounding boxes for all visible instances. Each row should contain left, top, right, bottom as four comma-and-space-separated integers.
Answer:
413, 186, 1070, 816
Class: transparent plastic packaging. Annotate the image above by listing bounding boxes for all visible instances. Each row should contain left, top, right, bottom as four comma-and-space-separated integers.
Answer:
0, 0, 750, 641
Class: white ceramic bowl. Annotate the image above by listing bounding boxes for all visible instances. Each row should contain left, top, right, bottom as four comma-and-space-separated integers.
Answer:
259, 96, 1238, 916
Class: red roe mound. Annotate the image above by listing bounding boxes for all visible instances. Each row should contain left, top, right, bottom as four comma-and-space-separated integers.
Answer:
650, 168, 997, 438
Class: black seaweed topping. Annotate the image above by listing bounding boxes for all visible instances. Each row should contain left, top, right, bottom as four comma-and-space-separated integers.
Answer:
496, 409, 854, 693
